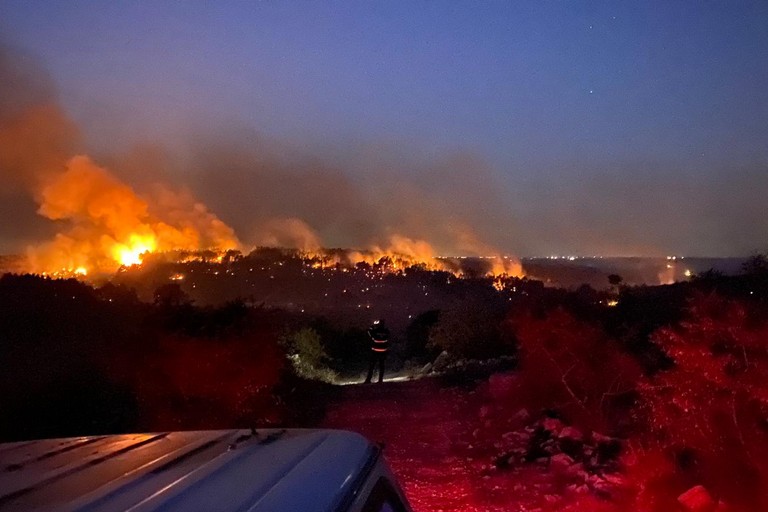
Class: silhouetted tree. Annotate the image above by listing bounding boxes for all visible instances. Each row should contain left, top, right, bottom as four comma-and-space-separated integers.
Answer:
429, 299, 513, 360
153, 283, 191, 307
404, 309, 441, 362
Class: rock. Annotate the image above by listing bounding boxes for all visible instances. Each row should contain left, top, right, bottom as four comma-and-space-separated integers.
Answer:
488, 372, 517, 400
602, 473, 625, 485
432, 351, 450, 372
570, 463, 589, 481
559, 426, 583, 441
515, 431, 531, 442
549, 453, 574, 470
591, 478, 613, 497
678, 485, 717, 512
419, 362, 433, 374
542, 417, 565, 435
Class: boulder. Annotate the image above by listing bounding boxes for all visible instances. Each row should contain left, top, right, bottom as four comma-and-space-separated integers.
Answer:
549, 453, 574, 470
678, 485, 717, 512
432, 351, 450, 372
559, 426, 583, 441
542, 417, 565, 435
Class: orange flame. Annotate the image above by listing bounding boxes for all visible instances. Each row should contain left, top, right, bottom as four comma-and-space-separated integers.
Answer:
112, 233, 157, 266
23, 157, 520, 280
27, 155, 239, 275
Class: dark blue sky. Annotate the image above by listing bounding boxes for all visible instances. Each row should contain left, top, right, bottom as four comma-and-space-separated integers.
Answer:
1, 1, 767, 256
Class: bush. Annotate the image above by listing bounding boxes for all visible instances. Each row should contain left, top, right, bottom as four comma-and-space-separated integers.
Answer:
404, 309, 441, 363
428, 299, 514, 360
509, 308, 642, 434
279, 327, 337, 382
134, 333, 286, 430
635, 293, 768, 509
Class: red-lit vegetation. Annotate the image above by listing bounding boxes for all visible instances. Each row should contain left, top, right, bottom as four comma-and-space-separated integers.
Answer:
324, 291, 768, 511
3, 257, 768, 511
509, 308, 642, 434
0, 274, 296, 440
629, 293, 768, 510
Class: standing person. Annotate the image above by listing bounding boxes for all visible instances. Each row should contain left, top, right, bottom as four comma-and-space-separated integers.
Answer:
364, 319, 390, 383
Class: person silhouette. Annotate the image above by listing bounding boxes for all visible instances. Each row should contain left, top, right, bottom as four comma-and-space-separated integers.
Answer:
364, 319, 390, 383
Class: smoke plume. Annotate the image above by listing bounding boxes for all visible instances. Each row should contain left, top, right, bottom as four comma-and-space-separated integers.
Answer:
1, 42, 522, 277
1, 43, 240, 274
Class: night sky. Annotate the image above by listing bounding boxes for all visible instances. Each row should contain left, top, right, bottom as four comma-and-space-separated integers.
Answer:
1, 1, 767, 257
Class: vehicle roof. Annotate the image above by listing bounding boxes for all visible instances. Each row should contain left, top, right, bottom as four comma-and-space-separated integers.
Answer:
0, 429, 378, 512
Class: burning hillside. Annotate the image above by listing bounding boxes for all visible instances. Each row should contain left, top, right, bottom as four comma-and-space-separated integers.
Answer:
1, 43, 522, 279
20, 153, 520, 278
27, 155, 239, 276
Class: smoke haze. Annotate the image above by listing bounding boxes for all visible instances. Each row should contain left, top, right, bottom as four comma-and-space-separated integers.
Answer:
1, 38, 767, 262
0, 42, 520, 275
1, 44, 240, 274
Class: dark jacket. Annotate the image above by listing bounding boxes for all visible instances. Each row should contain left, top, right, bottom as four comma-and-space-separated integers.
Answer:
368, 324, 390, 352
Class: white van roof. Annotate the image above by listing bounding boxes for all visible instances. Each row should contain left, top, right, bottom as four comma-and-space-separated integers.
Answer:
0, 429, 379, 512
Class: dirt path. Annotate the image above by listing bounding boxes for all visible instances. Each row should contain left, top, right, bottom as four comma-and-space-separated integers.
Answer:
320, 377, 620, 512
321, 378, 508, 512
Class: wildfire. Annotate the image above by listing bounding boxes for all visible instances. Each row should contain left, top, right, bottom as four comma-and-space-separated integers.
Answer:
20, 157, 521, 280
112, 234, 157, 267
27, 155, 240, 276
300, 245, 523, 280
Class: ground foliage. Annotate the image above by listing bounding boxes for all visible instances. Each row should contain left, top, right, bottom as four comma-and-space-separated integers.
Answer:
631, 292, 768, 510
3, 259, 768, 510
0, 274, 300, 440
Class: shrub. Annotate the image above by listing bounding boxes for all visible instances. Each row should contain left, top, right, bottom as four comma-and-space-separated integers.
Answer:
428, 299, 513, 360
509, 308, 642, 434
635, 293, 768, 509
279, 327, 337, 382
134, 333, 286, 430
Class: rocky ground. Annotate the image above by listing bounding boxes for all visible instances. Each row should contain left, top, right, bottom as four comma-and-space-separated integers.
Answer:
320, 375, 631, 512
